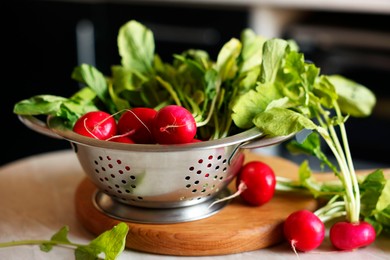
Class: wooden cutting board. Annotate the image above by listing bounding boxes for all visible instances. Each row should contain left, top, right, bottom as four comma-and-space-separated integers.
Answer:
75, 152, 323, 256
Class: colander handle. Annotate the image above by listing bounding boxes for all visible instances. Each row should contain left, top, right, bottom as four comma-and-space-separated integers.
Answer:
239, 133, 295, 149
18, 115, 64, 139
227, 132, 295, 165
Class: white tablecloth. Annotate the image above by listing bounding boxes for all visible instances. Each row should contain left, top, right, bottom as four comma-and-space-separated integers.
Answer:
0, 150, 389, 260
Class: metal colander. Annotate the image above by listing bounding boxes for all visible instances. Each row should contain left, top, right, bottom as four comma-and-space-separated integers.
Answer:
19, 115, 293, 223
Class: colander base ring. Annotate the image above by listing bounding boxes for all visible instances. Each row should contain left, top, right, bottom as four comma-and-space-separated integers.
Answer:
92, 188, 232, 224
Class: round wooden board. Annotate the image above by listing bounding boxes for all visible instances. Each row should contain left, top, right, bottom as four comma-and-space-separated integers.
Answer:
75, 152, 318, 256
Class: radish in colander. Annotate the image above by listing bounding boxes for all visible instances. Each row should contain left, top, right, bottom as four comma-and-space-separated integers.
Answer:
73, 111, 117, 140
117, 107, 157, 144
152, 105, 197, 144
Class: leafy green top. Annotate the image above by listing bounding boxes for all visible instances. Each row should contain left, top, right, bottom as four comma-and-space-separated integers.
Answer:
13, 20, 375, 141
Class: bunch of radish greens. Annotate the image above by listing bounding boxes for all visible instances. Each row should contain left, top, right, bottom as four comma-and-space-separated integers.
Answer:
14, 20, 389, 251
232, 39, 390, 251
227, 31, 389, 250
14, 20, 256, 141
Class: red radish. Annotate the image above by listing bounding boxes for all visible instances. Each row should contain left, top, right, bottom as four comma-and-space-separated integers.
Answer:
73, 111, 117, 140
283, 209, 325, 252
208, 160, 275, 208
329, 221, 376, 250
117, 107, 157, 144
152, 105, 197, 144
236, 161, 276, 206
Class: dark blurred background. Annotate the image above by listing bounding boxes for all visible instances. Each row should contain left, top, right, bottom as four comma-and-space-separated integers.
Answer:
3, 0, 390, 168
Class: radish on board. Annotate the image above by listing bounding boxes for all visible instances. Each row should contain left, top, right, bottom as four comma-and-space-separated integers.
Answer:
329, 221, 376, 250
152, 105, 197, 144
235, 161, 276, 206
117, 107, 157, 144
73, 111, 117, 140
283, 209, 325, 253
208, 160, 276, 208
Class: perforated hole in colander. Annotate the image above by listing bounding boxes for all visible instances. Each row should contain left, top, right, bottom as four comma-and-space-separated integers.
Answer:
92, 155, 143, 202
87, 150, 235, 205
184, 153, 228, 201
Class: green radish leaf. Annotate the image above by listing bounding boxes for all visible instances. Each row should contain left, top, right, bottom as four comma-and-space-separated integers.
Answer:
71, 64, 116, 114
75, 246, 100, 260
215, 38, 241, 82
0, 223, 129, 259
312, 75, 338, 109
360, 170, 390, 236
360, 170, 390, 214
252, 107, 317, 137
118, 20, 155, 74
50, 226, 71, 243
260, 38, 289, 83
40, 226, 70, 252
85, 222, 129, 260
231, 81, 283, 129
13, 95, 68, 115
327, 74, 376, 117
374, 206, 390, 235
377, 179, 390, 212
111, 65, 149, 92
286, 131, 338, 173
13, 89, 99, 126
239, 29, 266, 73
71, 64, 107, 101
297, 161, 324, 198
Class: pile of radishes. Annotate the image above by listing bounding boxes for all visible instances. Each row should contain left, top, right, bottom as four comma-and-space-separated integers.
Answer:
72, 105, 198, 145
283, 208, 376, 254
212, 157, 377, 254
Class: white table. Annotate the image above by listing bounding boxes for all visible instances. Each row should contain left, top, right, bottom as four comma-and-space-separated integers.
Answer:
0, 150, 389, 259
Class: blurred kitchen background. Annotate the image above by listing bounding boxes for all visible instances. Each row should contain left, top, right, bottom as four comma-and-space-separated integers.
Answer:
3, 0, 390, 169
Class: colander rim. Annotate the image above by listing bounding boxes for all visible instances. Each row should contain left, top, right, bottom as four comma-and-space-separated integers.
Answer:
46, 116, 266, 152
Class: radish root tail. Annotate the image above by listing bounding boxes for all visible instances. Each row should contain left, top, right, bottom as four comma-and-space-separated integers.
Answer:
290, 240, 301, 260
208, 182, 247, 209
